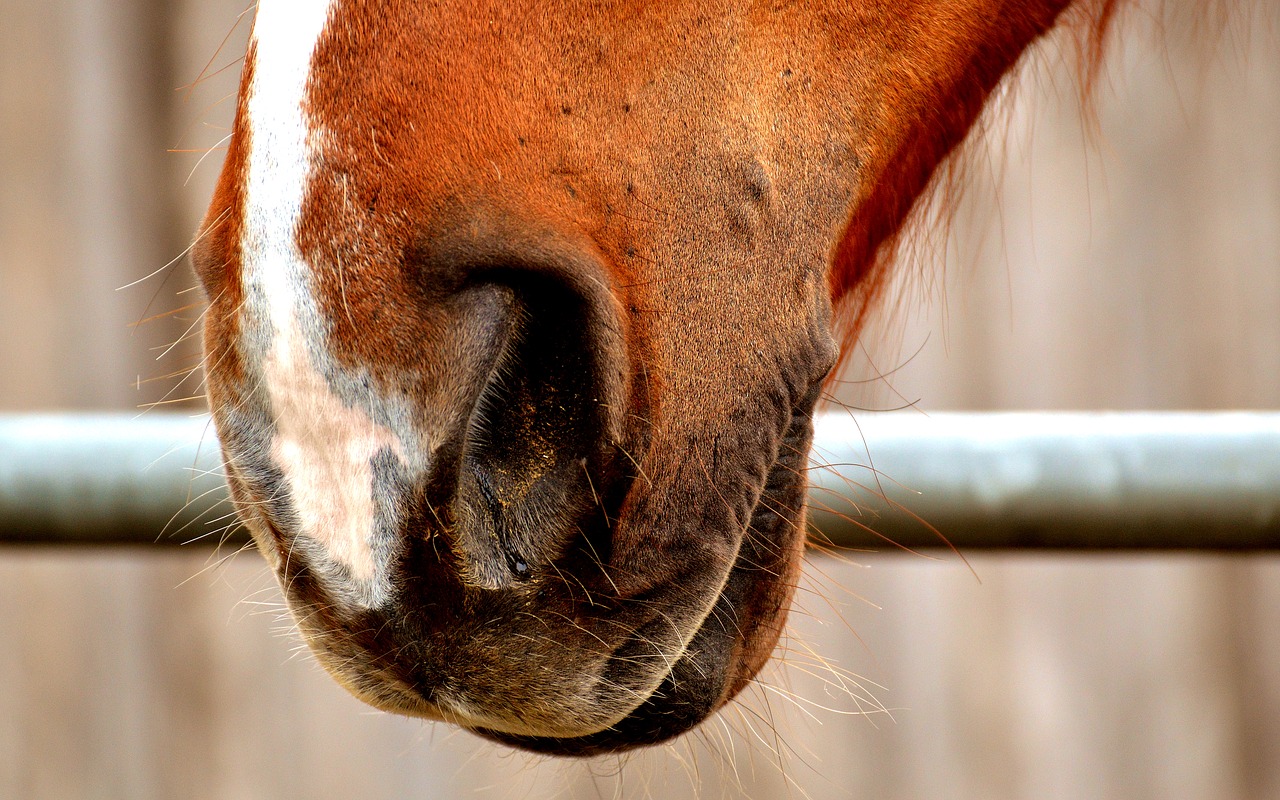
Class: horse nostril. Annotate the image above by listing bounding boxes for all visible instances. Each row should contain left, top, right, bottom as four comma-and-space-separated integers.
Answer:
442, 268, 623, 587
472, 277, 599, 457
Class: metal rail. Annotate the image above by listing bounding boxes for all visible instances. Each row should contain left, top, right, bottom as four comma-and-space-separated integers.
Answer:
0, 415, 228, 546
1, 412, 1278, 549
808, 413, 1280, 550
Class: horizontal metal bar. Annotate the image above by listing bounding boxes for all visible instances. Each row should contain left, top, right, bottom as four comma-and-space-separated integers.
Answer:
1, 412, 1278, 549
808, 412, 1280, 550
0, 415, 228, 546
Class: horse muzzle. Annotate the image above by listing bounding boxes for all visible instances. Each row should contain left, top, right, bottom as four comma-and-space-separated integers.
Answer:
200, 201, 824, 752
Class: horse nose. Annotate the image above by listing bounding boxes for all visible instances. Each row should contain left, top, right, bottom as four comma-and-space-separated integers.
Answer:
409, 222, 633, 590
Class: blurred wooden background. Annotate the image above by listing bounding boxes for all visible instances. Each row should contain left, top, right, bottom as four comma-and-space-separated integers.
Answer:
1, 2, 1277, 798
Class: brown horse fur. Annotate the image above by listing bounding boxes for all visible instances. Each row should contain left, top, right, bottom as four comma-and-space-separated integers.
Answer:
195, 0, 1160, 756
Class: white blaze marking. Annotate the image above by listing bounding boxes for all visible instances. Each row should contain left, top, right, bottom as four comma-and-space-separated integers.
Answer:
242, 0, 401, 606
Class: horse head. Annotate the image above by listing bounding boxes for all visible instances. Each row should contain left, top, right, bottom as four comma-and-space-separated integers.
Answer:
194, 0, 1088, 754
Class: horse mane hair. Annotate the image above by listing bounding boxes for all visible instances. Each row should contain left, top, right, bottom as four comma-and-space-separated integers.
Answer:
829, 0, 1243, 378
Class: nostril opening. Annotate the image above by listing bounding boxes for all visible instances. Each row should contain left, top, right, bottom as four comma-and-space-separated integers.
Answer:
469, 273, 603, 464
455, 270, 618, 580
403, 215, 633, 588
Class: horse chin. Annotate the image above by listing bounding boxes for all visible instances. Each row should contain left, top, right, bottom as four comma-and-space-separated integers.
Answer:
473, 582, 796, 757
473, 480, 807, 756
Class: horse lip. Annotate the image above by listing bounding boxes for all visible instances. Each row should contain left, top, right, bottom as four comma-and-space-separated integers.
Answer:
246, 479, 794, 751
225, 382, 811, 752
470, 441, 809, 756
471, 569, 756, 754
225, 456, 649, 738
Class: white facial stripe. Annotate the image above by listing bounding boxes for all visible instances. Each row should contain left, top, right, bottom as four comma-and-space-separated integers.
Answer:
242, 0, 333, 250
243, 0, 402, 607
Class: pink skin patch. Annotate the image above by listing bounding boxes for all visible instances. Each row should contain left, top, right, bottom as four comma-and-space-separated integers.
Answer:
263, 304, 405, 596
